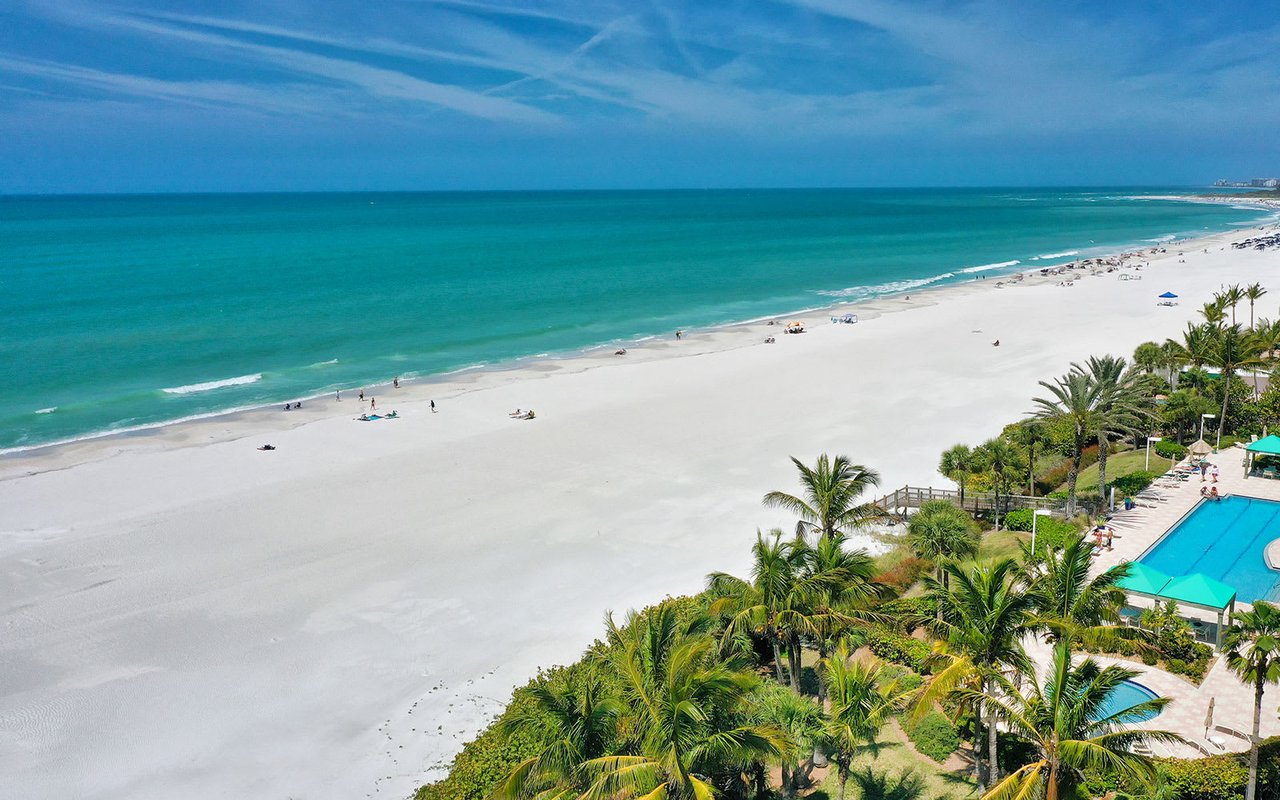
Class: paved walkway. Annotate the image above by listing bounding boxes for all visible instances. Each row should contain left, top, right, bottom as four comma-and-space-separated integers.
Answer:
1045, 447, 1280, 758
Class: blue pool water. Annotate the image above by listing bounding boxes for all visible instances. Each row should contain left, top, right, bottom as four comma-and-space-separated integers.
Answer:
1095, 679, 1161, 723
1139, 496, 1280, 604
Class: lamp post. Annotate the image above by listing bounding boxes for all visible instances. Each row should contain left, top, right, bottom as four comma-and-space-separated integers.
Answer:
1146, 436, 1163, 471
1200, 413, 1217, 443
1031, 509, 1053, 555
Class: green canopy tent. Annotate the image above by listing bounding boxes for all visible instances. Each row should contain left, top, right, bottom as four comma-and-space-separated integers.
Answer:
1159, 573, 1238, 649
1116, 564, 1237, 649
1116, 562, 1172, 596
1244, 435, 1280, 478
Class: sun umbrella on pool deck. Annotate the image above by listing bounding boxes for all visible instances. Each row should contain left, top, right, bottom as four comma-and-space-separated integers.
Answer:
1159, 291, 1179, 298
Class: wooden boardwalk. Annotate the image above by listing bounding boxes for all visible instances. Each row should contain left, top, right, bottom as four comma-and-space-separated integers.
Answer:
873, 485, 1066, 516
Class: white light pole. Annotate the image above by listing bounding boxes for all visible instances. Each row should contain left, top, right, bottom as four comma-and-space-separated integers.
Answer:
1146, 436, 1163, 471
1031, 509, 1053, 554
1200, 413, 1216, 443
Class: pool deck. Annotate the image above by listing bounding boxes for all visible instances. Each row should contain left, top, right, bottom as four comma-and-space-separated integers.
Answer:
1033, 447, 1280, 758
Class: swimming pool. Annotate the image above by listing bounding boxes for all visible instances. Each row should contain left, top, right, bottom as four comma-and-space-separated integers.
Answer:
1094, 679, 1161, 723
1139, 496, 1280, 604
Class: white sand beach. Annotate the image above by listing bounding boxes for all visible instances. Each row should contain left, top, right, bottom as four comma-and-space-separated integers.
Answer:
3, 223, 1279, 799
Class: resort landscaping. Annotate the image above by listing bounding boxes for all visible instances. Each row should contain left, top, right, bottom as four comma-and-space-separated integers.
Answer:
416, 285, 1280, 800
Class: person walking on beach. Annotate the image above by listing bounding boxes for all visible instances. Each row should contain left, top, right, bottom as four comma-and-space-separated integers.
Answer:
393, 376, 400, 389
370, 397, 376, 411
359, 390, 364, 402
335, 389, 340, 401
431, 400, 437, 413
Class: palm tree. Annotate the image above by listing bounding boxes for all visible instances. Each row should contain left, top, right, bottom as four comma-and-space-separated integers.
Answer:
1208, 324, 1263, 439
1009, 420, 1050, 496
1023, 533, 1134, 651
1221, 284, 1246, 326
976, 437, 1023, 530
1175, 322, 1217, 370
1132, 341, 1163, 374
792, 532, 886, 705
1032, 371, 1099, 517
1223, 601, 1280, 800
752, 683, 825, 797
906, 500, 979, 588
939, 444, 979, 504
494, 666, 622, 800
920, 558, 1034, 790
1074, 355, 1146, 501
708, 531, 801, 688
586, 604, 785, 800
821, 644, 905, 800
1246, 283, 1268, 329
978, 643, 1182, 800
763, 454, 883, 541
1202, 300, 1227, 325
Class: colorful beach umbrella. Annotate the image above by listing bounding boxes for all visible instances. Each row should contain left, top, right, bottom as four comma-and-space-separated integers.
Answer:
1159, 291, 1179, 298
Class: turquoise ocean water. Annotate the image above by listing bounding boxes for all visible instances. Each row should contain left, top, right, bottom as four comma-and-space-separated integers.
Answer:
0, 188, 1272, 451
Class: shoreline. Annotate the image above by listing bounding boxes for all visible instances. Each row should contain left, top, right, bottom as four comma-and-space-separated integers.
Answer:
4, 203, 1280, 800
4, 196, 1275, 476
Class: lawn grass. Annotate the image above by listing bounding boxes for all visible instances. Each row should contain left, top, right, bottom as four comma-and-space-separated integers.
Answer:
1065, 448, 1173, 496
816, 722, 979, 800
978, 527, 1027, 561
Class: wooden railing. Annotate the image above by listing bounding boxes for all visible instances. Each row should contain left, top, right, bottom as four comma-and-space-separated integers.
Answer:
872, 485, 1067, 516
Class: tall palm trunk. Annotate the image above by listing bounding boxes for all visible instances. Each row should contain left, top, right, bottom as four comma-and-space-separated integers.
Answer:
1096, 432, 1109, 505
1065, 430, 1085, 517
1026, 442, 1036, 496
787, 632, 802, 693
973, 696, 988, 791
816, 642, 829, 707
1248, 675, 1264, 800
836, 766, 849, 800
987, 682, 1001, 786
771, 637, 786, 685
1221, 369, 1233, 444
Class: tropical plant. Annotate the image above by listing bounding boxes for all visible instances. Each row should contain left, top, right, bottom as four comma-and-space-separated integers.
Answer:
763, 454, 883, 541
939, 443, 979, 503
1202, 300, 1227, 325
1207, 324, 1263, 441
1223, 601, 1280, 800
919, 558, 1034, 790
1221, 284, 1246, 326
1032, 371, 1099, 516
1074, 355, 1147, 501
821, 645, 907, 800
585, 605, 785, 800
708, 531, 803, 688
906, 500, 979, 587
1023, 532, 1134, 651
1010, 419, 1051, 496
1132, 341, 1163, 374
792, 531, 886, 704
976, 643, 1182, 800
494, 666, 622, 800
1246, 283, 1268, 330
975, 437, 1024, 530
751, 682, 825, 797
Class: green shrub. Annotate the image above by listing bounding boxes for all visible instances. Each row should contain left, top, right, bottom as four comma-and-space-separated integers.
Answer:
878, 597, 934, 631
1155, 439, 1189, 460
873, 556, 933, 593
1109, 470, 1163, 497
1157, 754, 1248, 800
905, 710, 959, 763
863, 626, 933, 674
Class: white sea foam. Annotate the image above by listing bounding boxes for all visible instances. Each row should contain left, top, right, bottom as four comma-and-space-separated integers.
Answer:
311, 359, 339, 367
1030, 251, 1078, 260
956, 259, 1020, 274
162, 374, 262, 395
1145, 234, 1177, 243
34, 407, 57, 414
817, 273, 953, 299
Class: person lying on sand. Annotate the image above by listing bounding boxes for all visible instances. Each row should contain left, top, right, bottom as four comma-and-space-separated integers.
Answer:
508, 408, 523, 417
257, 444, 275, 451
992, 339, 1000, 346
522, 410, 536, 420
614, 349, 626, 355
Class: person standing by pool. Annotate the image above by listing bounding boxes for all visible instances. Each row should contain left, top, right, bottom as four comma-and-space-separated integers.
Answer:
1211, 464, 1220, 483
1200, 462, 1208, 481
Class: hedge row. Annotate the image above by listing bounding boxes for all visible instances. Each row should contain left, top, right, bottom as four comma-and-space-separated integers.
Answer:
863, 625, 933, 674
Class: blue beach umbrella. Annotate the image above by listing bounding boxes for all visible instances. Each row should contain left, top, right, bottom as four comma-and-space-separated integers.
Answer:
1159, 291, 1178, 299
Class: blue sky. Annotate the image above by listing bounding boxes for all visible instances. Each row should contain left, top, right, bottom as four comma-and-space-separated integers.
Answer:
2, 0, 1278, 193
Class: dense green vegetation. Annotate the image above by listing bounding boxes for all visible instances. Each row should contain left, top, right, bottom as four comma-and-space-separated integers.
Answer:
418, 286, 1280, 800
